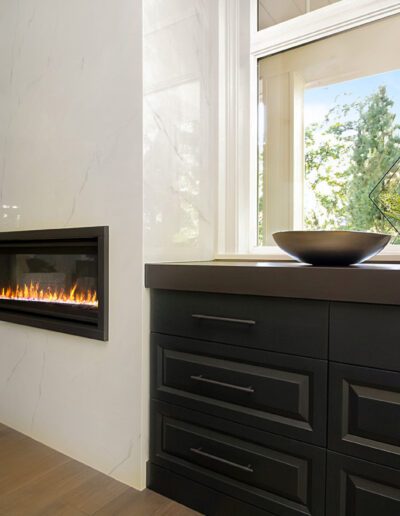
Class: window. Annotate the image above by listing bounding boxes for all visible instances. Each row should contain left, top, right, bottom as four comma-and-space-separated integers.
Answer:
217, 0, 400, 258
257, 12, 400, 247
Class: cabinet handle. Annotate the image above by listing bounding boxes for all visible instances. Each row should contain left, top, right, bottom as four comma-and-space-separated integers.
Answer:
190, 374, 255, 393
190, 447, 254, 473
191, 314, 256, 326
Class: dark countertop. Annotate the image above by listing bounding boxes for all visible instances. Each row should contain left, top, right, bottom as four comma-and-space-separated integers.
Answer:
145, 261, 400, 305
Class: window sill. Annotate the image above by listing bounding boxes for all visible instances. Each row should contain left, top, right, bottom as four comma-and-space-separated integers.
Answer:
216, 245, 400, 263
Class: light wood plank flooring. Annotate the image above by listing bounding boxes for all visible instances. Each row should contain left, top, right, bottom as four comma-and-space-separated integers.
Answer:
0, 423, 200, 516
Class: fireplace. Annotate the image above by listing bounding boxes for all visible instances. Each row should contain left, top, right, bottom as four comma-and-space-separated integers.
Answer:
0, 227, 108, 340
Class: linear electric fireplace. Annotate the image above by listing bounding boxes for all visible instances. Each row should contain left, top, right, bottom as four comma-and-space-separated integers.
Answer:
0, 227, 108, 340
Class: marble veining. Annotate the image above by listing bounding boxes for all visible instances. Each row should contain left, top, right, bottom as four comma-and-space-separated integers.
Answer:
108, 436, 135, 476
0, 0, 145, 489
31, 351, 46, 431
0, 0, 218, 490
6, 343, 27, 384
144, 0, 218, 262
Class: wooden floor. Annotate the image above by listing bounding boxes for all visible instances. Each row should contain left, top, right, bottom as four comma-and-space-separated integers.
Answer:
0, 422, 200, 516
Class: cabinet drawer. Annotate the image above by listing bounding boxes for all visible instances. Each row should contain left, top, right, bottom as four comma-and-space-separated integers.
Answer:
152, 333, 327, 445
151, 290, 328, 359
148, 462, 275, 516
330, 302, 400, 371
151, 400, 326, 516
326, 451, 400, 516
328, 362, 400, 469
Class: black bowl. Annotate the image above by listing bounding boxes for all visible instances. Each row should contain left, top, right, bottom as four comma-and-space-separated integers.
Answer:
273, 230, 391, 266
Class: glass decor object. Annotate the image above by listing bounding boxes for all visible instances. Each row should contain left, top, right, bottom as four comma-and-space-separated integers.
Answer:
369, 156, 400, 243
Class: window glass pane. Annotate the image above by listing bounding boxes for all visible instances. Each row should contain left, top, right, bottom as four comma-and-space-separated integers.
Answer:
304, 72, 400, 235
257, 15, 400, 245
258, 0, 341, 31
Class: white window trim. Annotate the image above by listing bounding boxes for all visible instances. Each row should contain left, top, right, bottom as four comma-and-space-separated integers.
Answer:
217, 0, 400, 261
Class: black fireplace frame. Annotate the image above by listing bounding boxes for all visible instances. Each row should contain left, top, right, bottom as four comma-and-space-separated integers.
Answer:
0, 226, 109, 341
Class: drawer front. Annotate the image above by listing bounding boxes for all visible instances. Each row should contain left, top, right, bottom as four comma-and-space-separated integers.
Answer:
328, 362, 400, 469
152, 333, 327, 445
151, 400, 326, 516
330, 302, 400, 371
151, 290, 328, 359
148, 462, 275, 516
326, 451, 400, 516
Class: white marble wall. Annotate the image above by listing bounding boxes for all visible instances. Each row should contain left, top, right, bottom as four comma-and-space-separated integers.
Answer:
144, 0, 218, 262
0, 0, 145, 488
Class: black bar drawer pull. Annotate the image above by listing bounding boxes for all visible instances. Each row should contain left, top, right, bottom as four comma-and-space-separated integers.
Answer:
191, 314, 256, 325
190, 374, 255, 393
190, 447, 254, 473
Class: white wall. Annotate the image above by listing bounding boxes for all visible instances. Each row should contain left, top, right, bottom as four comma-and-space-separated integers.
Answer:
141, 0, 218, 492
143, 0, 218, 262
0, 0, 145, 489
0, 0, 218, 491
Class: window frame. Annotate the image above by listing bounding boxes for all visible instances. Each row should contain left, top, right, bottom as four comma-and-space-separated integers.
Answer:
217, 0, 400, 260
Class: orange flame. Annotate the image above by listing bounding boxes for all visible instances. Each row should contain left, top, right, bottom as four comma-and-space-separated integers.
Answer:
0, 282, 98, 307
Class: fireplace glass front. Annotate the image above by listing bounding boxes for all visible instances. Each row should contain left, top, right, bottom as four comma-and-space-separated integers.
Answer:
0, 227, 108, 340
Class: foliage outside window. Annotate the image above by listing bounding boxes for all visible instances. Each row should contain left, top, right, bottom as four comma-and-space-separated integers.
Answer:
304, 82, 400, 240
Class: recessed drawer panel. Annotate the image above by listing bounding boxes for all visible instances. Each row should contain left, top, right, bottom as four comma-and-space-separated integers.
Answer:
152, 334, 327, 445
330, 302, 400, 371
151, 400, 326, 516
151, 290, 328, 359
328, 363, 400, 469
326, 451, 400, 516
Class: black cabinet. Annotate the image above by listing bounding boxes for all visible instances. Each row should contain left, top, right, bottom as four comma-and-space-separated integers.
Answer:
148, 463, 277, 516
330, 302, 400, 371
148, 288, 400, 516
152, 400, 326, 516
152, 333, 327, 445
326, 452, 400, 516
151, 290, 329, 358
329, 362, 400, 469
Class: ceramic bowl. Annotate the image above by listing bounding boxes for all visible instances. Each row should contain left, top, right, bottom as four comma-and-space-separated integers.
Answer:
273, 230, 391, 265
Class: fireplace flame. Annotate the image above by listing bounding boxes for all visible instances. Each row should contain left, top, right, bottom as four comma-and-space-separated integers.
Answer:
0, 282, 98, 307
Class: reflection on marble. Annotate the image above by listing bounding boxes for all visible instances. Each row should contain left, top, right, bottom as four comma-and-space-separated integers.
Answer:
0, 0, 144, 489
144, 0, 218, 261
0, 204, 21, 229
